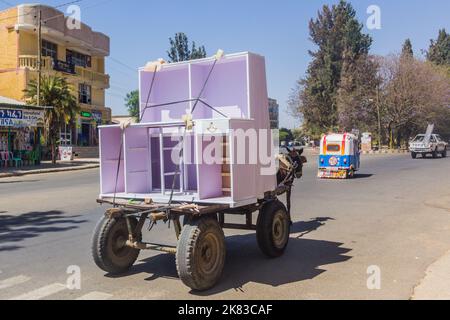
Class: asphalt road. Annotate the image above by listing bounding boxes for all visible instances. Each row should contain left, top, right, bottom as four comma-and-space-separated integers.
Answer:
1, 153, 450, 300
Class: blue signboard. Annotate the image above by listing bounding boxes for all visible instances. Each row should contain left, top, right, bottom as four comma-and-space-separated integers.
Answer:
0, 108, 23, 119
0, 108, 44, 127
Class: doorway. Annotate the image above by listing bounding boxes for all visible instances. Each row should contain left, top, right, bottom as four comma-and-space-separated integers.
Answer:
81, 122, 90, 146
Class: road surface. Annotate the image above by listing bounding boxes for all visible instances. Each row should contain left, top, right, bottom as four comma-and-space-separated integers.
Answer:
1, 153, 449, 299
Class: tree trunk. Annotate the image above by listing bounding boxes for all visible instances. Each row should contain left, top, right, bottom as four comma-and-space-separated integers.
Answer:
388, 123, 394, 149
51, 140, 56, 164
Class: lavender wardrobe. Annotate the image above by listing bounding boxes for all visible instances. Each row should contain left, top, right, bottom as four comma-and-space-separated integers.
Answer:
98, 52, 276, 207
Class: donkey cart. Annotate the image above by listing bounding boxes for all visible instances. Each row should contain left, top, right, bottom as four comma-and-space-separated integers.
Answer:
91, 52, 305, 291
92, 184, 295, 291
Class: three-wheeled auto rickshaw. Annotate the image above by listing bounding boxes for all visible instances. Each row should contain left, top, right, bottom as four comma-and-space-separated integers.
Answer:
318, 133, 360, 179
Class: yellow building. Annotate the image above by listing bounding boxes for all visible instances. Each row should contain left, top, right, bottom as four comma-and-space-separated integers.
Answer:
0, 3, 111, 147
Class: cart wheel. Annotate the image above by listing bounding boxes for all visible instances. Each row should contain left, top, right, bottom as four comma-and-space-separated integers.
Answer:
176, 216, 225, 291
92, 215, 141, 274
257, 200, 290, 258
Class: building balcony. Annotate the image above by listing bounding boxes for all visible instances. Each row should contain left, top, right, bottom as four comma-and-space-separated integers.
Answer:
18, 55, 110, 89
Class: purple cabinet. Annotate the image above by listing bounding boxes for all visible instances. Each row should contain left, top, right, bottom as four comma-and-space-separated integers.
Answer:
99, 52, 276, 207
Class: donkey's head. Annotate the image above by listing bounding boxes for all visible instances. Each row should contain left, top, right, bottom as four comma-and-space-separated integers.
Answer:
277, 147, 307, 185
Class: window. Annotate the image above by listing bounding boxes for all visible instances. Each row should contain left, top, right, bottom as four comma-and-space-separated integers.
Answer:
326, 144, 340, 152
42, 40, 57, 60
67, 50, 91, 68
79, 84, 92, 104
413, 135, 425, 142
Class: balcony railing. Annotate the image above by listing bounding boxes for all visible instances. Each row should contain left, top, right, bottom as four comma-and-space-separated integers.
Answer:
18, 55, 110, 89
74, 66, 110, 88
18, 55, 52, 71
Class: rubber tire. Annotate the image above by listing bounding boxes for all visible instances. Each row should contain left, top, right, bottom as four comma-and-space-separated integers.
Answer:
432, 149, 438, 158
176, 216, 225, 291
411, 152, 417, 159
92, 215, 141, 274
256, 200, 290, 258
442, 149, 447, 158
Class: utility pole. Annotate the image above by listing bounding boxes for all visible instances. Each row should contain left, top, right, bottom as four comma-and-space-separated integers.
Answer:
37, 9, 42, 107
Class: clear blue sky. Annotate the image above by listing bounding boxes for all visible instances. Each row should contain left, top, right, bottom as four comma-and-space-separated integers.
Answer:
2, 0, 449, 128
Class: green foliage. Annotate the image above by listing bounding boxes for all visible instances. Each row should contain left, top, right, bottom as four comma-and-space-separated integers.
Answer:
291, 0, 373, 134
427, 29, 450, 66
401, 39, 414, 58
23, 75, 79, 163
279, 128, 294, 143
167, 32, 207, 62
125, 90, 139, 120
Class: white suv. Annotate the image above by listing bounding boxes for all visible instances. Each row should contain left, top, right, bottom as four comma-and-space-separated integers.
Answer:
409, 134, 448, 159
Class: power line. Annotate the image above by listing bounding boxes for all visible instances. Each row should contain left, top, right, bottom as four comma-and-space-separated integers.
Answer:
108, 56, 136, 73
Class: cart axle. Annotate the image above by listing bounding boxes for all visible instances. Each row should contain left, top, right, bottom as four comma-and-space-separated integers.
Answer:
126, 240, 177, 254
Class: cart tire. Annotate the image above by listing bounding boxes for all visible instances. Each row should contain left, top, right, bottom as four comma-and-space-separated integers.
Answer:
256, 200, 290, 258
92, 215, 141, 274
176, 216, 225, 291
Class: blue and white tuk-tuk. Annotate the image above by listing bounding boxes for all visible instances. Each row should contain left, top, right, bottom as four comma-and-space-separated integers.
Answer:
318, 133, 360, 179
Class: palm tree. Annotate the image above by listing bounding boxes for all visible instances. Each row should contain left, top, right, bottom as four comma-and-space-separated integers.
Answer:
24, 75, 79, 164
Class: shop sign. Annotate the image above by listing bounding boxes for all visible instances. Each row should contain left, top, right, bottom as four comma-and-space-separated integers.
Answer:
92, 111, 102, 122
59, 146, 73, 161
0, 108, 44, 127
80, 111, 92, 118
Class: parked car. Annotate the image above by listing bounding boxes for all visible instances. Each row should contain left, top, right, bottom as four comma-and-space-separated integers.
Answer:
409, 134, 447, 159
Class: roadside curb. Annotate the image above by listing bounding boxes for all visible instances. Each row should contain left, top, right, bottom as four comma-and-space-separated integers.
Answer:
362, 149, 409, 155
302, 148, 409, 155
0, 163, 99, 178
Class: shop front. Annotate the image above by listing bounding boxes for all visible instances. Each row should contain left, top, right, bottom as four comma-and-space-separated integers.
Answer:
75, 110, 103, 146
0, 100, 45, 167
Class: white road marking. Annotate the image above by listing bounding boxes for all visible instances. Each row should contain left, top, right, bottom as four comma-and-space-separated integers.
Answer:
0, 275, 31, 290
9, 283, 66, 300
76, 291, 112, 300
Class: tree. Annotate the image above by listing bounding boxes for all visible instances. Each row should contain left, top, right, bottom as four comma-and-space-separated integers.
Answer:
125, 90, 139, 120
279, 128, 294, 143
379, 54, 450, 147
167, 32, 207, 62
427, 29, 450, 66
401, 39, 414, 59
289, 0, 372, 135
336, 55, 380, 132
24, 76, 79, 164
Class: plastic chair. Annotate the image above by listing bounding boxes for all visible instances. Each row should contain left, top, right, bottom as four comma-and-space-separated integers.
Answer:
29, 150, 39, 165
9, 152, 22, 168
